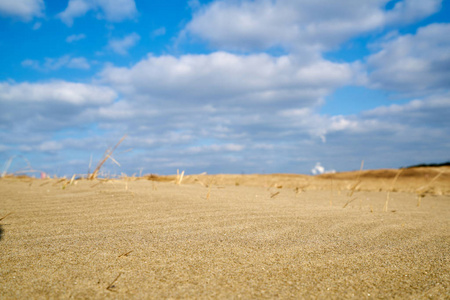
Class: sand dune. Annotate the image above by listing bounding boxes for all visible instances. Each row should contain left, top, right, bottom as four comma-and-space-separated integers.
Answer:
1, 167, 449, 298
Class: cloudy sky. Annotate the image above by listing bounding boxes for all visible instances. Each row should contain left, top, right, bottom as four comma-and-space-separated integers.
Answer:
1, 0, 449, 176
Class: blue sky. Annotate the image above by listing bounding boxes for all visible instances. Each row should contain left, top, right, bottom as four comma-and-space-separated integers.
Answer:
1, 0, 449, 177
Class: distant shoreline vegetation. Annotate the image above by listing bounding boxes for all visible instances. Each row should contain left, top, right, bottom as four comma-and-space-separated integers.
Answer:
404, 161, 450, 168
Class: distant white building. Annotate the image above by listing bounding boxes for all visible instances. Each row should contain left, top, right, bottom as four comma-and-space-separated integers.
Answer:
311, 162, 336, 175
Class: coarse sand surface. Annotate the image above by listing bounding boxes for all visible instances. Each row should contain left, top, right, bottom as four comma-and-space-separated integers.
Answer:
0, 168, 449, 299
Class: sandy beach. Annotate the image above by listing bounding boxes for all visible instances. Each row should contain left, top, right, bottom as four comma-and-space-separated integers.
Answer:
1, 167, 449, 299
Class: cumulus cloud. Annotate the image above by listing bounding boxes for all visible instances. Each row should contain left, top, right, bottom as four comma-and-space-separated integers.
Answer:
0, 80, 119, 171
184, 0, 441, 52
0, 81, 116, 106
58, 0, 137, 26
0, 0, 44, 21
66, 34, 86, 43
107, 33, 140, 55
385, 0, 442, 24
1, 79, 448, 175
2, 1, 448, 176
22, 56, 90, 71
367, 23, 450, 95
88, 49, 446, 174
362, 93, 450, 129
100, 52, 354, 105
93, 51, 361, 163
151, 27, 166, 38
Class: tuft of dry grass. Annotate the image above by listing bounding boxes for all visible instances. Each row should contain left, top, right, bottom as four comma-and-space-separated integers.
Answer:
343, 161, 364, 209
416, 169, 445, 207
384, 168, 404, 212
88, 135, 127, 180
176, 169, 185, 185
347, 160, 364, 197
1, 156, 42, 178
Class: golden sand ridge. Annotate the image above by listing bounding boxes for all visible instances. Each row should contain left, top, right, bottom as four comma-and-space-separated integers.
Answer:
0, 167, 449, 298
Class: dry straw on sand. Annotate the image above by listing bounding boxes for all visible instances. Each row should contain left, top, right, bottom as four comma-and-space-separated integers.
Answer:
416, 169, 445, 207
88, 135, 127, 180
384, 168, 403, 212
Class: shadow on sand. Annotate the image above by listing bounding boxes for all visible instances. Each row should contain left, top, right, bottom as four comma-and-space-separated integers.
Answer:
0, 225, 3, 241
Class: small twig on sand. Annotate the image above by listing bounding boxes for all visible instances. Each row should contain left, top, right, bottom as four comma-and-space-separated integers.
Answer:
118, 250, 133, 258
0, 212, 13, 221
343, 197, 357, 208
106, 273, 122, 291
270, 191, 280, 198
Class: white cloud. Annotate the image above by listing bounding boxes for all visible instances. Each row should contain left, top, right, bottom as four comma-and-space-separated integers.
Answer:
1, 80, 448, 175
21, 56, 90, 71
0, 81, 118, 146
363, 93, 450, 128
186, 143, 245, 154
0, 81, 116, 106
66, 57, 90, 69
367, 23, 450, 95
385, 0, 442, 24
107, 32, 140, 55
32, 22, 42, 30
151, 27, 166, 38
58, 0, 137, 26
66, 34, 86, 43
188, 0, 200, 10
94, 52, 358, 156
38, 141, 63, 152
2, 0, 448, 175
0, 0, 44, 21
100, 51, 354, 105
183, 0, 442, 52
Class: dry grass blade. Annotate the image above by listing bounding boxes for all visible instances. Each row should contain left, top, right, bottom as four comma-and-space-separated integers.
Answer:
206, 186, 211, 199
416, 169, 445, 206
90, 178, 110, 188
118, 250, 133, 258
176, 170, 185, 185
53, 178, 67, 186
0, 212, 13, 222
106, 273, 122, 291
416, 169, 445, 195
347, 160, 364, 197
384, 168, 403, 212
69, 174, 76, 185
1, 156, 14, 178
89, 135, 127, 180
343, 197, 357, 208
270, 191, 280, 198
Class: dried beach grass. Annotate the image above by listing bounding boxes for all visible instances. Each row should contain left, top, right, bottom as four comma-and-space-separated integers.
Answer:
88, 135, 127, 180
347, 160, 364, 197
176, 169, 185, 185
384, 168, 403, 212
416, 169, 445, 207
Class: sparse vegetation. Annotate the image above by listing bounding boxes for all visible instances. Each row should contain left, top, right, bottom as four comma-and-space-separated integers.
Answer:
88, 135, 127, 180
